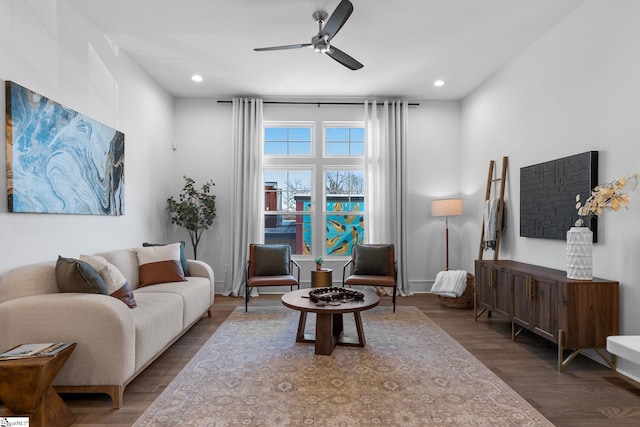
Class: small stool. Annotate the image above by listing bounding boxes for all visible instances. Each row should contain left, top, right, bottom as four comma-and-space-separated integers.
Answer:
311, 268, 332, 287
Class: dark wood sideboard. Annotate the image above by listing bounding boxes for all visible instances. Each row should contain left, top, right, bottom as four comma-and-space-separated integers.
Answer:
474, 259, 619, 372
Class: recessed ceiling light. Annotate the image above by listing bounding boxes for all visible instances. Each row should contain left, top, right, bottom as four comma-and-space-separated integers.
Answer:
191, 74, 203, 83
433, 80, 446, 87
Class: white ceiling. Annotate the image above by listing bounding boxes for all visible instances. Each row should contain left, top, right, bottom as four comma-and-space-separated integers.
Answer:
67, 0, 584, 100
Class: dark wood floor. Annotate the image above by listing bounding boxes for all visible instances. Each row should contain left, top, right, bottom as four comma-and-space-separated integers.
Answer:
4, 293, 640, 426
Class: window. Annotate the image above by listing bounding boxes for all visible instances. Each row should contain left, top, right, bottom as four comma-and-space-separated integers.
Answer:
325, 169, 365, 256
263, 168, 313, 255
264, 126, 312, 156
263, 122, 365, 258
326, 127, 364, 156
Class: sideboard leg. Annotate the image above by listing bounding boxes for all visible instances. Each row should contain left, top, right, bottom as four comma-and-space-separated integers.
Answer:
594, 348, 616, 370
473, 292, 477, 321
512, 323, 524, 341
558, 329, 564, 372
558, 329, 585, 372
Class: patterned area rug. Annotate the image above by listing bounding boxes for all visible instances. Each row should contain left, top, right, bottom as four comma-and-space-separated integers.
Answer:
133, 306, 553, 426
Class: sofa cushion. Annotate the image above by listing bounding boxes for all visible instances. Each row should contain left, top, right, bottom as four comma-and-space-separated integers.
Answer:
353, 245, 390, 276
135, 243, 187, 287
130, 292, 184, 371
80, 255, 137, 308
55, 256, 109, 295
135, 276, 211, 328
254, 244, 290, 276
143, 241, 190, 276
95, 249, 140, 289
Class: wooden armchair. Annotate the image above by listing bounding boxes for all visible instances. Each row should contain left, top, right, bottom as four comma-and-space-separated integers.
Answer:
245, 244, 300, 311
342, 244, 397, 312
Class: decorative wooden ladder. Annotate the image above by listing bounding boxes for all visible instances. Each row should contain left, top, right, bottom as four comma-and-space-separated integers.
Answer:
474, 156, 508, 321
477, 156, 508, 261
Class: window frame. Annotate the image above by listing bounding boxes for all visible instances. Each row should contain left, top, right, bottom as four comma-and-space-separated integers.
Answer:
262, 120, 365, 260
264, 121, 315, 158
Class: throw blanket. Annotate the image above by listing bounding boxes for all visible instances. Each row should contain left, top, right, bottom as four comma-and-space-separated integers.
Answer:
483, 199, 500, 250
430, 270, 468, 298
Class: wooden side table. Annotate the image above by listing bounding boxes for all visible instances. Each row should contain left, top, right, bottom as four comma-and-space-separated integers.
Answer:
311, 268, 332, 287
0, 343, 77, 427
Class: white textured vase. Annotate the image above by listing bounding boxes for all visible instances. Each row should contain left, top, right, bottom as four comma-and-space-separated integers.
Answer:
566, 226, 593, 280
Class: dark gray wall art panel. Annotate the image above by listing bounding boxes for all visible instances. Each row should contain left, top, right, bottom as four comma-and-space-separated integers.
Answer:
520, 151, 598, 241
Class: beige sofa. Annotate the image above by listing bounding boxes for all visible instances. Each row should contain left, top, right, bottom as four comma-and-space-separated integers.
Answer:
0, 246, 214, 409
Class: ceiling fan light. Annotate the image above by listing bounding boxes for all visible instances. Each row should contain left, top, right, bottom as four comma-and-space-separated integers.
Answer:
313, 40, 329, 53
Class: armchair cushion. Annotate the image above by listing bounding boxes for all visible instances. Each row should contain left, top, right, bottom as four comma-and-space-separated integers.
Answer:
353, 245, 390, 276
253, 245, 290, 276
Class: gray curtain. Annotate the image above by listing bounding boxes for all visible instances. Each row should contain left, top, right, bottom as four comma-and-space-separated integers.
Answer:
364, 100, 411, 296
225, 98, 263, 297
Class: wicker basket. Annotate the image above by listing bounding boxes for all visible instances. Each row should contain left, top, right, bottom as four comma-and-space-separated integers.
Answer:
439, 273, 475, 309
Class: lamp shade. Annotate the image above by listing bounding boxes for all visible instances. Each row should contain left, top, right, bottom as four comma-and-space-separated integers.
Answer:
431, 198, 463, 217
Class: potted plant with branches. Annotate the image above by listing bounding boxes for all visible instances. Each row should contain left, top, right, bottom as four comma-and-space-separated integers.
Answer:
167, 176, 216, 260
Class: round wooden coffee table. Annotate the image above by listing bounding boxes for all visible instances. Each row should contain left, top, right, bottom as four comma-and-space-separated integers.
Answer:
281, 288, 379, 355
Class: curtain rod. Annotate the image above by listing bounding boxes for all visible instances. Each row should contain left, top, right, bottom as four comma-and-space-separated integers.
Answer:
217, 100, 419, 106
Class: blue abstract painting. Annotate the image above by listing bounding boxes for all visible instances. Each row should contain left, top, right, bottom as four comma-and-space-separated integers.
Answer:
5, 81, 124, 215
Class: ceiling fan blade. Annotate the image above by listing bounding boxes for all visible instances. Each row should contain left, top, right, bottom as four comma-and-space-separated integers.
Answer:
326, 46, 363, 70
322, 0, 353, 41
254, 43, 311, 52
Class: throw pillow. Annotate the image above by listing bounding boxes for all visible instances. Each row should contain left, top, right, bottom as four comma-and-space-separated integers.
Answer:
135, 242, 187, 287
352, 245, 390, 276
80, 254, 137, 308
142, 241, 190, 276
55, 256, 109, 295
253, 244, 290, 276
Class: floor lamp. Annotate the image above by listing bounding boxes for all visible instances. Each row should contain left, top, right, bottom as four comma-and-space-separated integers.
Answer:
431, 198, 463, 271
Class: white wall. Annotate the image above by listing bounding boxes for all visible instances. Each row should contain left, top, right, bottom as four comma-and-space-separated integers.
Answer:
172, 100, 461, 294
408, 101, 463, 286
170, 99, 232, 285
0, 0, 175, 275
461, 0, 640, 379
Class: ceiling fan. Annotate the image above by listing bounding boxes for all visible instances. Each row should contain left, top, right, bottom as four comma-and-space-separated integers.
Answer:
254, 0, 363, 70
